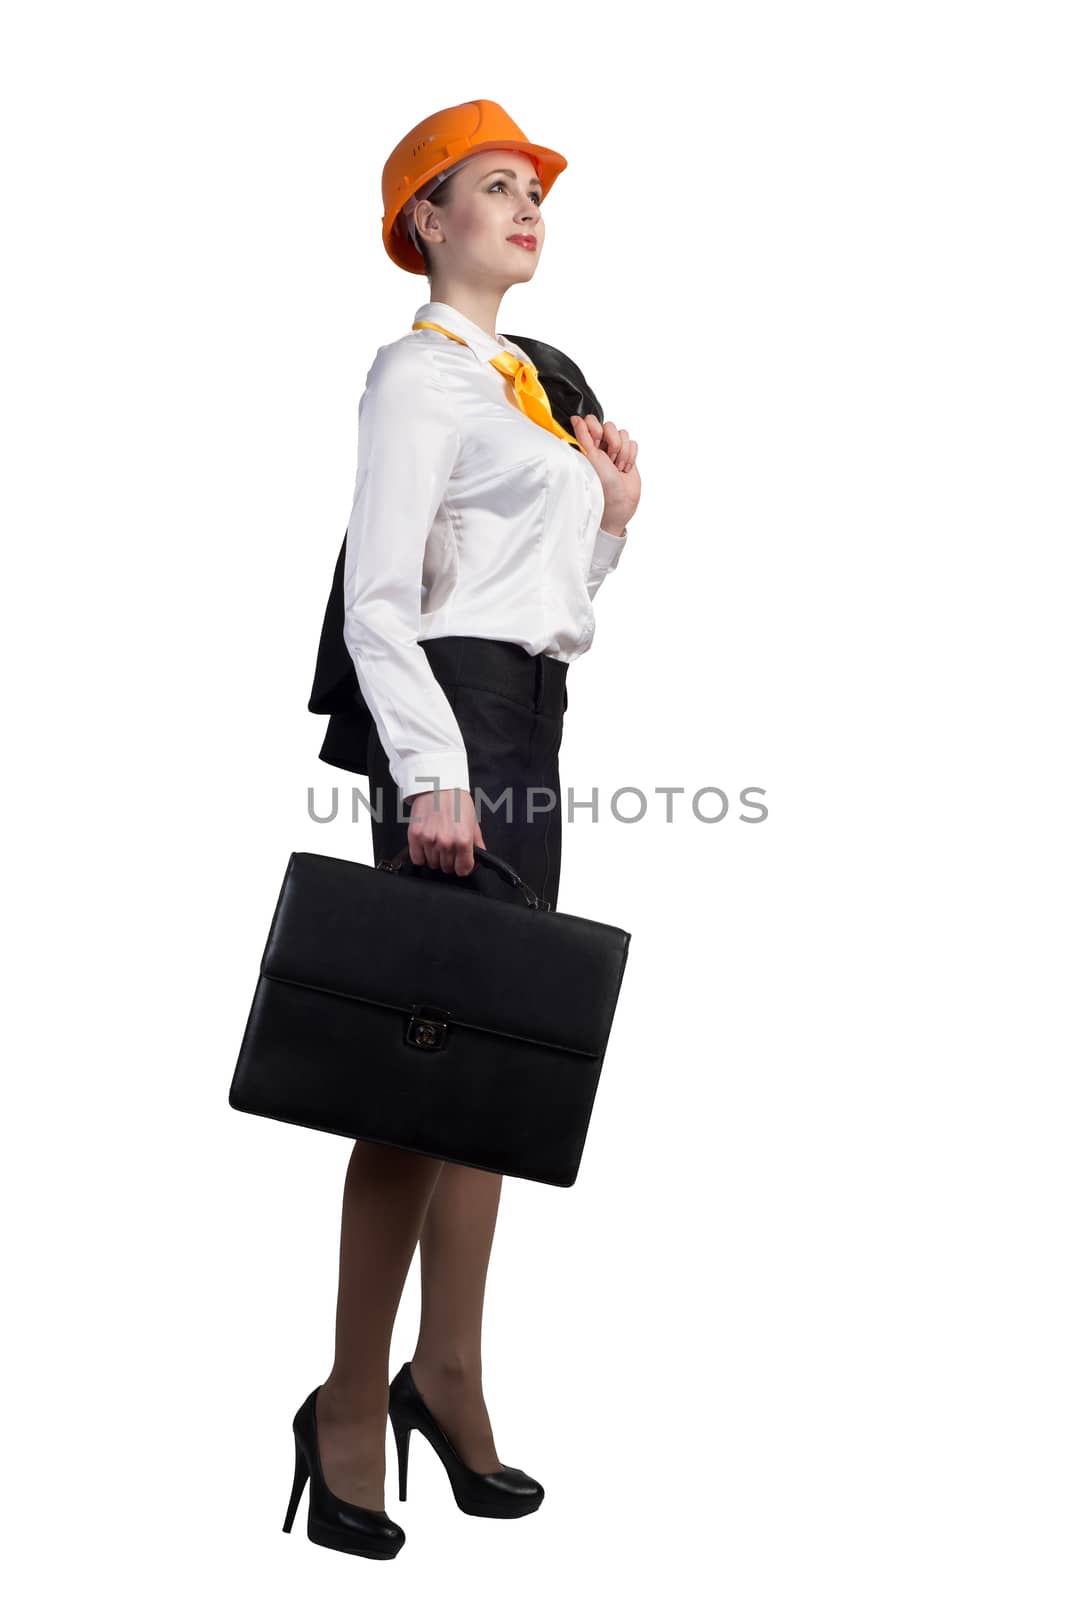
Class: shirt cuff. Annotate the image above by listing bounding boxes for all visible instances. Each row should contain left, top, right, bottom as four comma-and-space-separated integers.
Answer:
590, 524, 628, 573
399, 750, 471, 804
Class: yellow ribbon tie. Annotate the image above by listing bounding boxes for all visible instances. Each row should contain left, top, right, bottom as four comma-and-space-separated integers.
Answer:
412, 320, 588, 457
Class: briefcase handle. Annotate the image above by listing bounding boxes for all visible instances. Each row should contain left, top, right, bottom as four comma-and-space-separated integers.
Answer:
376, 844, 550, 911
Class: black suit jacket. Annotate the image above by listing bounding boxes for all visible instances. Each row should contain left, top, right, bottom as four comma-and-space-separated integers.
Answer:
308, 335, 605, 775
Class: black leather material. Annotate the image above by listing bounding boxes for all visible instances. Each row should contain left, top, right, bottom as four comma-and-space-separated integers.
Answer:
308, 336, 604, 776
389, 1361, 544, 1517
282, 1386, 406, 1558
229, 847, 631, 1187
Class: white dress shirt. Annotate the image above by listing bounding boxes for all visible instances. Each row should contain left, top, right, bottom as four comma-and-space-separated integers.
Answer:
342, 298, 628, 801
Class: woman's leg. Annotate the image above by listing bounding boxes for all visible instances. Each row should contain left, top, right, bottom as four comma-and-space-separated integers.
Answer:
315, 1141, 444, 1510
408, 1162, 505, 1473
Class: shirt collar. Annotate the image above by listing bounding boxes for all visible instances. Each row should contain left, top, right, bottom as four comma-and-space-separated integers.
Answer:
413, 300, 527, 365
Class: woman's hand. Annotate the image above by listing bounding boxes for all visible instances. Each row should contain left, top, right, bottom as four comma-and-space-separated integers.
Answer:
570, 413, 641, 534
406, 787, 486, 876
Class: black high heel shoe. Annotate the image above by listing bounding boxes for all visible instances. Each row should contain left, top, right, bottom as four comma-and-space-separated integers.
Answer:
388, 1361, 544, 1519
282, 1387, 405, 1560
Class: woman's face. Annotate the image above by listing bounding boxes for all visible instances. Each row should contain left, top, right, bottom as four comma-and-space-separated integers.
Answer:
419, 150, 545, 281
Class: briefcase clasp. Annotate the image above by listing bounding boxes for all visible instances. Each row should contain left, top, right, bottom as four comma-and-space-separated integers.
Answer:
406, 1003, 450, 1050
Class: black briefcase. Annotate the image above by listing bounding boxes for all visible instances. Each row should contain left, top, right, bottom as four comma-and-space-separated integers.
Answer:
228, 848, 631, 1187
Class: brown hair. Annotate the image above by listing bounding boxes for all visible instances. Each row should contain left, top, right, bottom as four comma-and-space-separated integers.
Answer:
410, 170, 459, 279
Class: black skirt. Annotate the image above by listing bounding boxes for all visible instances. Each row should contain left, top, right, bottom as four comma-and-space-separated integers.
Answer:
367, 637, 569, 912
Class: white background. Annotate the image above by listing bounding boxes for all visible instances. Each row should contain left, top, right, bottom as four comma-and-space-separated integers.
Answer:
4, 3, 1065, 1595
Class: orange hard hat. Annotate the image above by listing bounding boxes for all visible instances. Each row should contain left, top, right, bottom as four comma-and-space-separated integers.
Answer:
381, 99, 568, 275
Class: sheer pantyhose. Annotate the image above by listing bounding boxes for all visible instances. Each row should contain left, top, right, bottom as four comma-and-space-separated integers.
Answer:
314, 1140, 506, 1510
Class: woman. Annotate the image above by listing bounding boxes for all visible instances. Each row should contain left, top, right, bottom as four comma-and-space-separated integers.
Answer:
284, 99, 641, 1560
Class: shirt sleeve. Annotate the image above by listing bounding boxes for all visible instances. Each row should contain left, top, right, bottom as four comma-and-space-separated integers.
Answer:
585, 524, 628, 603
342, 342, 471, 803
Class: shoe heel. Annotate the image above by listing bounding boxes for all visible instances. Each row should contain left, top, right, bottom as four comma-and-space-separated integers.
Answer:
388, 1361, 544, 1519
282, 1435, 310, 1533
391, 1415, 411, 1502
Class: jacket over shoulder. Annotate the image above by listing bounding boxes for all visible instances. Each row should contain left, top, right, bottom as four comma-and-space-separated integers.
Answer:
308, 336, 606, 778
